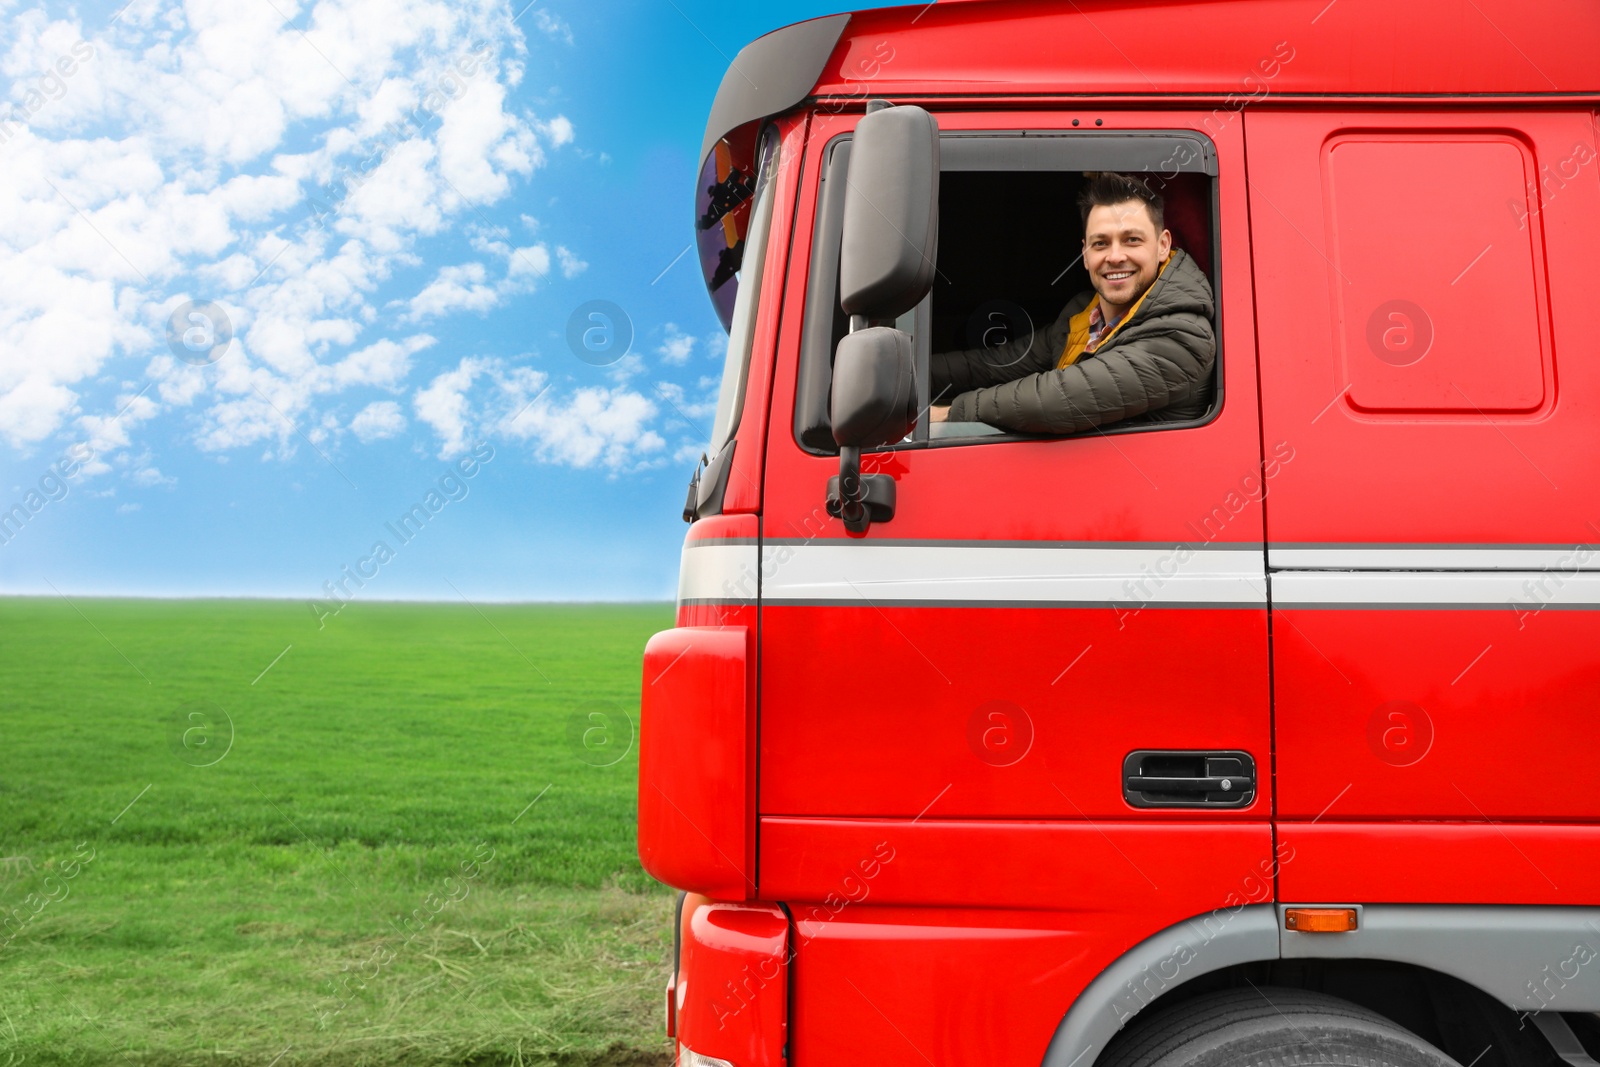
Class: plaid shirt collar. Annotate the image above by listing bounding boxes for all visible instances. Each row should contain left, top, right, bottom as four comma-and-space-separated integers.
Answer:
1085, 299, 1125, 353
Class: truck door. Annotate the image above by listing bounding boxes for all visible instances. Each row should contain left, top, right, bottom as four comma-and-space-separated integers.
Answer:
754, 107, 1282, 1061
755, 107, 1276, 1034
1248, 109, 1600, 903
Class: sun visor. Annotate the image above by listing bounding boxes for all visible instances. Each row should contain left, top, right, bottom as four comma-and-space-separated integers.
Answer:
697, 14, 851, 177
695, 14, 850, 329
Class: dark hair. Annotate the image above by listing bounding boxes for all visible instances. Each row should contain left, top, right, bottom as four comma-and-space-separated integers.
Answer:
1078, 172, 1165, 233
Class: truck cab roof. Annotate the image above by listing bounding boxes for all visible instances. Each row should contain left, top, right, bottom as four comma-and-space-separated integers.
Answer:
703, 0, 1600, 173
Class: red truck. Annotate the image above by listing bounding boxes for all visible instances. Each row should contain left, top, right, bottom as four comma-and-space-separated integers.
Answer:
638, 2, 1600, 1065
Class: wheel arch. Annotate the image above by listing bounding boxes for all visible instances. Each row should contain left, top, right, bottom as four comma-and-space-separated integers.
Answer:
1040, 904, 1600, 1067
1040, 903, 1279, 1067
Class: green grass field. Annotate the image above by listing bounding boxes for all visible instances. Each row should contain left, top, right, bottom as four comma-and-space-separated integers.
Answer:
0, 597, 676, 1067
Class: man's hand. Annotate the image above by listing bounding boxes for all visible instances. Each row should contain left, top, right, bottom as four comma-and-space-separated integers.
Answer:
929, 404, 951, 424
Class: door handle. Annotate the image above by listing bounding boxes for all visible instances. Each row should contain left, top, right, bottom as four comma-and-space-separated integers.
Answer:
1123, 750, 1256, 809
1125, 775, 1240, 793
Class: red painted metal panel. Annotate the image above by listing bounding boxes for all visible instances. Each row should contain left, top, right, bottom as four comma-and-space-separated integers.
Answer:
1253, 107, 1600, 906
1279, 822, 1600, 905
813, 1, 1600, 101
1326, 135, 1547, 414
716, 115, 811, 517
760, 605, 1272, 819
685, 512, 759, 545
786, 891, 1275, 1067
1274, 606, 1600, 821
677, 900, 789, 1065
639, 626, 755, 899
1249, 108, 1600, 546
790, 908, 1087, 1067
761, 817, 1276, 910
678, 513, 758, 631
675, 602, 756, 632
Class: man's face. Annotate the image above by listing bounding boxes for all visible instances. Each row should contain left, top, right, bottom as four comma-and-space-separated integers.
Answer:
1083, 199, 1172, 315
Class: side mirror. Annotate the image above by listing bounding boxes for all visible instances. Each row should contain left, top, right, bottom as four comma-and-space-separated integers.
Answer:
826, 101, 939, 534
838, 104, 940, 320
831, 327, 916, 450
827, 328, 916, 534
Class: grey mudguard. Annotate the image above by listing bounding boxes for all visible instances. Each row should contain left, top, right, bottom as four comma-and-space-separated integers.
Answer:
1040, 905, 1279, 1067
1280, 904, 1600, 1017
1043, 904, 1600, 1067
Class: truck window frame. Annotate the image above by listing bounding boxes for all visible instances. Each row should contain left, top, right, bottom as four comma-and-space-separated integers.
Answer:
793, 127, 1224, 456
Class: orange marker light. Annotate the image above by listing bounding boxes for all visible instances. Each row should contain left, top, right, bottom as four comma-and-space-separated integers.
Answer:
1285, 907, 1358, 932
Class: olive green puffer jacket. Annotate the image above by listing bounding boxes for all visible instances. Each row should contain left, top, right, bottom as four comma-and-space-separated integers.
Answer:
932, 249, 1216, 435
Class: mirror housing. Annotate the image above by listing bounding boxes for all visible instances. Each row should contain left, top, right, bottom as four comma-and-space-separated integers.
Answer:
831, 327, 916, 449
826, 327, 915, 534
838, 104, 940, 321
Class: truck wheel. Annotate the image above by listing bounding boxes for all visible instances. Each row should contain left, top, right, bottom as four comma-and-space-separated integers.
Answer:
1098, 987, 1462, 1067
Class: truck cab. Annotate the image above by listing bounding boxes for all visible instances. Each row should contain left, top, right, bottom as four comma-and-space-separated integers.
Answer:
639, 3, 1600, 1065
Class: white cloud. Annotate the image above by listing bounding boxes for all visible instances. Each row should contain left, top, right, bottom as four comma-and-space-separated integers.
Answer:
0, 3, 691, 486
436, 77, 539, 204
405, 262, 498, 321
657, 324, 694, 366
0, 376, 78, 448
79, 387, 159, 470
350, 399, 406, 442
151, 357, 209, 408
0, 0, 571, 472
411, 354, 666, 471
534, 115, 573, 147
333, 334, 433, 387
556, 245, 586, 278
506, 385, 662, 470
194, 389, 284, 453
132, 464, 172, 487
335, 138, 447, 249
414, 355, 489, 457
402, 239, 548, 321
533, 10, 574, 46
654, 379, 716, 423
504, 243, 550, 281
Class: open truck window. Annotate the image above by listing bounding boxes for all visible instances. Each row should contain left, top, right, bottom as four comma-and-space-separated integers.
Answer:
794, 130, 1221, 453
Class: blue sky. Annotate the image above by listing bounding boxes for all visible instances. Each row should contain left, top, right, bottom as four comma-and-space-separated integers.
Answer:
0, 0, 862, 601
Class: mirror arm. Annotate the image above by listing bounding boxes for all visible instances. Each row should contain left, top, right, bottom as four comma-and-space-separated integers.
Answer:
826, 446, 897, 534
828, 316, 871, 532
681, 452, 707, 524
839, 446, 863, 527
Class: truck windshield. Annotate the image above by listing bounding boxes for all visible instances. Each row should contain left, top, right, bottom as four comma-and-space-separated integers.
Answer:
708, 127, 780, 454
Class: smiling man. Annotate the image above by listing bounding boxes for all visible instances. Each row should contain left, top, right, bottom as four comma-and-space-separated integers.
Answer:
928, 172, 1216, 435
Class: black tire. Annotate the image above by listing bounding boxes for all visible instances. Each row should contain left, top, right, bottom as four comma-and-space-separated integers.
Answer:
1098, 987, 1463, 1067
